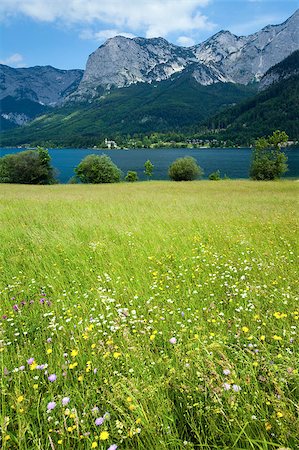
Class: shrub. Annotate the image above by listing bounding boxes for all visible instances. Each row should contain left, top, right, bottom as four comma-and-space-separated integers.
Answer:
125, 171, 139, 182
250, 131, 288, 180
75, 154, 122, 184
168, 156, 203, 181
209, 170, 221, 180
0, 147, 55, 184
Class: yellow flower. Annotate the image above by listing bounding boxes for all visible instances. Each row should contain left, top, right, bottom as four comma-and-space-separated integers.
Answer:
129, 404, 136, 411
242, 326, 249, 333
260, 335, 265, 341
69, 362, 78, 369
58, 440, 63, 445
17, 395, 24, 403
4, 435, 10, 441
78, 375, 83, 382
150, 334, 155, 341
71, 349, 78, 357
91, 442, 98, 448
113, 352, 121, 359
33, 384, 38, 389
99, 431, 109, 440
46, 348, 52, 354
273, 335, 282, 341
277, 411, 284, 418
265, 422, 272, 431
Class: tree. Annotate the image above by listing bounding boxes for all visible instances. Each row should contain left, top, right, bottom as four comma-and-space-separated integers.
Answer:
0, 147, 55, 184
168, 156, 203, 181
144, 160, 154, 180
75, 154, 122, 184
125, 171, 138, 182
250, 130, 288, 180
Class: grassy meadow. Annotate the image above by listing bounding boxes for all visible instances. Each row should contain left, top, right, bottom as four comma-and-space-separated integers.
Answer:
0, 181, 298, 450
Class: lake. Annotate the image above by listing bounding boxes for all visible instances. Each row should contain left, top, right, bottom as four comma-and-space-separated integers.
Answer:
1, 147, 299, 183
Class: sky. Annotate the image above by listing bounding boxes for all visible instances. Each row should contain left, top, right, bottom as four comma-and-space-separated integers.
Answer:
0, 0, 298, 70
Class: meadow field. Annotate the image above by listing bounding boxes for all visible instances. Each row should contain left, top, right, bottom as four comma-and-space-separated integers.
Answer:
0, 181, 298, 450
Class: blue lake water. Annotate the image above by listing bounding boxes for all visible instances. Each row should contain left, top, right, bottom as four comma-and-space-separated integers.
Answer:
1, 147, 299, 183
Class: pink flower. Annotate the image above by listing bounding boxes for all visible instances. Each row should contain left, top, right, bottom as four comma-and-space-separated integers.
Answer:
169, 337, 177, 344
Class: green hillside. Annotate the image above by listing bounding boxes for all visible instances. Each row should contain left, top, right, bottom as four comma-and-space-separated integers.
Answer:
0, 74, 256, 147
201, 75, 299, 142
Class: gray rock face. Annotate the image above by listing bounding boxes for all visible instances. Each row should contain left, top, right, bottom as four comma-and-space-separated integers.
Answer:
259, 49, 299, 90
0, 65, 84, 105
70, 9, 299, 100
198, 9, 299, 84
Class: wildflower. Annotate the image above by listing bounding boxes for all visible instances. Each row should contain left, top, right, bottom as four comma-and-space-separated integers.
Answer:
47, 402, 56, 411
62, 397, 70, 406
108, 446, 118, 450
113, 352, 121, 359
273, 335, 282, 341
17, 395, 24, 403
27, 358, 34, 365
223, 369, 231, 375
91, 443, 98, 449
242, 326, 249, 333
48, 374, 57, 382
78, 375, 83, 382
71, 349, 78, 357
13, 304, 19, 311
99, 431, 109, 440
46, 348, 52, 354
169, 337, 177, 344
276, 411, 284, 418
232, 384, 241, 392
95, 417, 104, 426
223, 383, 231, 391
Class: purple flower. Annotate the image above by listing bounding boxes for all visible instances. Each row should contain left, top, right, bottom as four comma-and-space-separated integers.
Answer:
27, 358, 34, 365
40, 298, 45, 304
95, 417, 104, 426
223, 369, 231, 376
232, 384, 241, 392
47, 338, 52, 343
13, 304, 19, 311
47, 401, 56, 411
223, 383, 231, 391
62, 397, 70, 406
19, 366, 25, 371
108, 446, 118, 450
48, 374, 57, 382
91, 406, 99, 414
2, 315, 7, 320
21, 301, 26, 306
169, 337, 177, 344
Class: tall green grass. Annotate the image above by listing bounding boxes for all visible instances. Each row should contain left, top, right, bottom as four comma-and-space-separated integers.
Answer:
0, 181, 298, 449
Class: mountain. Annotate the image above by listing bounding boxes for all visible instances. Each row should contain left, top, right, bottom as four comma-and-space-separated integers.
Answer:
0, 65, 83, 128
202, 50, 299, 141
69, 10, 299, 101
259, 49, 299, 90
0, 73, 256, 147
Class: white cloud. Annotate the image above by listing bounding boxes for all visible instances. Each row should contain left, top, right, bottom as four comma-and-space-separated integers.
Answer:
0, 53, 25, 67
80, 29, 135, 41
177, 36, 196, 47
0, 0, 215, 38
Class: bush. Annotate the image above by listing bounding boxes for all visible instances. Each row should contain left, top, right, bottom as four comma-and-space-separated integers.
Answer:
0, 147, 55, 184
250, 131, 288, 180
75, 154, 122, 184
168, 156, 203, 181
209, 170, 221, 180
125, 171, 138, 182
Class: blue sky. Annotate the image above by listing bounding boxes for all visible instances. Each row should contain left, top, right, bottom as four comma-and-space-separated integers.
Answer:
0, 0, 298, 70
